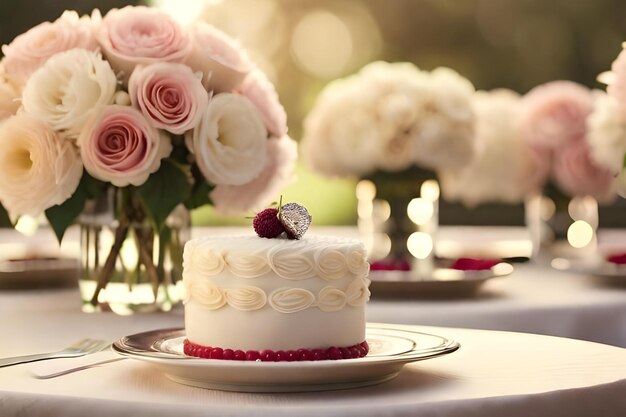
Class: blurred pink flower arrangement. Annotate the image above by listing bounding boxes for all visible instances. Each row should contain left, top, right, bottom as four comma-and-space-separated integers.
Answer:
519, 81, 616, 202
0, 6, 297, 234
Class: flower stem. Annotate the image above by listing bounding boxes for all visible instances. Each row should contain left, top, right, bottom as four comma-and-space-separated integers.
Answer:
135, 226, 160, 300
89, 216, 130, 306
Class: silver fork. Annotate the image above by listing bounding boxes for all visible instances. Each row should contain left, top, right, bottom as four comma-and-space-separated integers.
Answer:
0, 339, 110, 368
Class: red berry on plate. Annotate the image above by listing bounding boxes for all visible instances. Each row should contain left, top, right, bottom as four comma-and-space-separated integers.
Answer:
340, 348, 351, 359
253, 208, 285, 238
233, 350, 246, 361
312, 349, 328, 361
286, 350, 298, 362
246, 350, 261, 361
276, 350, 287, 361
210, 347, 224, 359
223, 349, 234, 360
260, 350, 277, 362
298, 349, 313, 361
201, 346, 213, 359
327, 347, 341, 360
357, 345, 368, 357
348, 347, 360, 359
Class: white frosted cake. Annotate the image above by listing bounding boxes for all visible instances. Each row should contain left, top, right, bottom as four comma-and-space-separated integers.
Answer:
182, 235, 371, 361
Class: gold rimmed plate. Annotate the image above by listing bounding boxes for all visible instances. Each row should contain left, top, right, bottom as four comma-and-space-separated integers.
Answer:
112, 323, 460, 392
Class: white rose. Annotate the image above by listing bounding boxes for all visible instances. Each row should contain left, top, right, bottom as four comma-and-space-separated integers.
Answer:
0, 114, 82, 217
185, 93, 267, 185
411, 67, 476, 170
376, 92, 419, 171
210, 135, 297, 214
587, 92, 626, 174
439, 89, 549, 206
0, 65, 20, 121
302, 76, 387, 177
21, 49, 117, 137
185, 22, 253, 92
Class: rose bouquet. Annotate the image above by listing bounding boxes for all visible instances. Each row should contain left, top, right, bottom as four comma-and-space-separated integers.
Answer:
0, 6, 297, 306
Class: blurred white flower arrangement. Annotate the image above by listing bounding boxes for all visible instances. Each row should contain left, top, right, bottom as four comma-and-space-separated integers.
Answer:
301, 61, 476, 179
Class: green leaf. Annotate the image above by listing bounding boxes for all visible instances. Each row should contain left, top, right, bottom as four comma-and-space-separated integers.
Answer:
168, 138, 191, 165
82, 172, 107, 199
45, 172, 107, 243
0, 203, 12, 228
185, 180, 213, 210
136, 159, 191, 230
184, 164, 213, 210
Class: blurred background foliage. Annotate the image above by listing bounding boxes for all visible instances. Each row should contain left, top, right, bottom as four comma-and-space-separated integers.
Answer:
1, 0, 625, 226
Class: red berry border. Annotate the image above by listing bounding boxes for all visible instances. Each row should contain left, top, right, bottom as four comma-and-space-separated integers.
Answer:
183, 339, 369, 361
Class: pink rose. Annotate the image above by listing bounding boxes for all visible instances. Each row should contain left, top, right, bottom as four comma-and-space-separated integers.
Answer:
185, 22, 253, 93
97, 6, 191, 82
552, 140, 615, 202
520, 81, 593, 149
129, 63, 208, 134
2, 11, 99, 84
211, 135, 297, 214
78, 105, 172, 187
608, 48, 626, 115
238, 70, 288, 137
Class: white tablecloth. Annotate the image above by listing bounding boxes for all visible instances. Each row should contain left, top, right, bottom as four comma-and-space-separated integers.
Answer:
0, 293, 625, 417
2, 226, 626, 415
368, 262, 626, 348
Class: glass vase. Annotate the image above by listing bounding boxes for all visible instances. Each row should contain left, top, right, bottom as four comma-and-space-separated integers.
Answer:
357, 169, 440, 277
78, 191, 190, 314
525, 193, 598, 261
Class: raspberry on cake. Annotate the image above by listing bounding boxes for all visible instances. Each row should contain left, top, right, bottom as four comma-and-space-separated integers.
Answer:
253, 207, 284, 239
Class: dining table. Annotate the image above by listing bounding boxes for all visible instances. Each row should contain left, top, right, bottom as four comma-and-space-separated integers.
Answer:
1, 225, 626, 416
0, 292, 625, 417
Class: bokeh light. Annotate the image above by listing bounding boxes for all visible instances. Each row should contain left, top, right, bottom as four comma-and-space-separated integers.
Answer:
567, 220, 594, 249
407, 198, 434, 225
407, 232, 434, 259
291, 10, 353, 78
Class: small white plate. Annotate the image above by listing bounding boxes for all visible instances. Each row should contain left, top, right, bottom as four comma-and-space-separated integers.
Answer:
552, 257, 626, 282
0, 257, 79, 289
369, 262, 513, 298
112, 323, 460, 392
